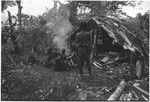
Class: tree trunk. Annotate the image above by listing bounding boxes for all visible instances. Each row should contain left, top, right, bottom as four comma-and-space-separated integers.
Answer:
16, 1, 22, 29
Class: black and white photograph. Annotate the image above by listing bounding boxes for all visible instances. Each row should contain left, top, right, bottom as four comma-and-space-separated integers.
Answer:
1, 0, 149, 101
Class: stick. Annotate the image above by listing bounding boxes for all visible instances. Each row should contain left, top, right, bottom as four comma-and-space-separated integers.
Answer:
108, 80, 126, 100
41, 80, 63, 100
142, 95, 148, 101
133, 83, 149, 96
131, 90, 139, 100
93, 61, 102, 69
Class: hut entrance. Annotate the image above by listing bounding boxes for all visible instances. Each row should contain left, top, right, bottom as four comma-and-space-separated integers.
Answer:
94, 26, 125, 59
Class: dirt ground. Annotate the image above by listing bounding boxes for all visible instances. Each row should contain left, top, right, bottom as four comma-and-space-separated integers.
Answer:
1, 61, 149, 101
1, 63, 121, 101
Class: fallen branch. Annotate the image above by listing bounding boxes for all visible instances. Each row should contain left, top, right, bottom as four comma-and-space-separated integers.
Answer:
108, 79, 126, 101
142, 95, 148, 101
41, 80, 63, 100
133, 83, 149, 96
131, 90, 139, 100
93, 61, 102, 69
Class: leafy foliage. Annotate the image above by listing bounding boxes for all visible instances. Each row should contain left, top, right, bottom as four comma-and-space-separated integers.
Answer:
1, 14, 53, 66
123, 13, 149, 55
1, 1, 149, 101
1, 1, 16, 11
67, 1, 143, 26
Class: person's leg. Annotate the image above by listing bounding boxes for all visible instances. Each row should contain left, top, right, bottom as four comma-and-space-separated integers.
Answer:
77, 55, 84, 76
85, 55, 91, 76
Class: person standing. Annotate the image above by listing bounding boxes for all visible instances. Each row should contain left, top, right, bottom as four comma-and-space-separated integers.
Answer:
76, 22, 92, 76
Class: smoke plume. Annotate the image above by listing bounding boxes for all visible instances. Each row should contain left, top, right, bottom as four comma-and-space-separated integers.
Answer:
53, 19, 73, 54
44, 1, 73, 54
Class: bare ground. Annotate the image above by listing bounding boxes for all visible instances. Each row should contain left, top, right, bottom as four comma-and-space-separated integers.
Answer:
1, 62, 149, 101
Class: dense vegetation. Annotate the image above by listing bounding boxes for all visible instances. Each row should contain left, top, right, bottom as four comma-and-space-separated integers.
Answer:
1, 0, 149, 101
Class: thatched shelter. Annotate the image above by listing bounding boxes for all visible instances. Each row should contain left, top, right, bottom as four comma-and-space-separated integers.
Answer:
68, 16, 149, 58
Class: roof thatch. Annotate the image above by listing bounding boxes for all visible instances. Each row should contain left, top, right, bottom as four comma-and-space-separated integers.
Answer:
92, 16, 149, 56
69, 16, 149, 56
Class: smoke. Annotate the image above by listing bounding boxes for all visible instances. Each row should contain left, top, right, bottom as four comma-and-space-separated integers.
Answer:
44, 1, 73, 54
53, 19, 73, 54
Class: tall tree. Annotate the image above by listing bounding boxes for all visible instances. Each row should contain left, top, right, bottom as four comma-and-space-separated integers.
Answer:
16, 0, 22, 29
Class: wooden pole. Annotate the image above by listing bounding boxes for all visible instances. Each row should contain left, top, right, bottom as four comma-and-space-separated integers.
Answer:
133, 83, 149, 96
90, 30, 97, 62
108, 80, 126, 101
7, 11, 12, 26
